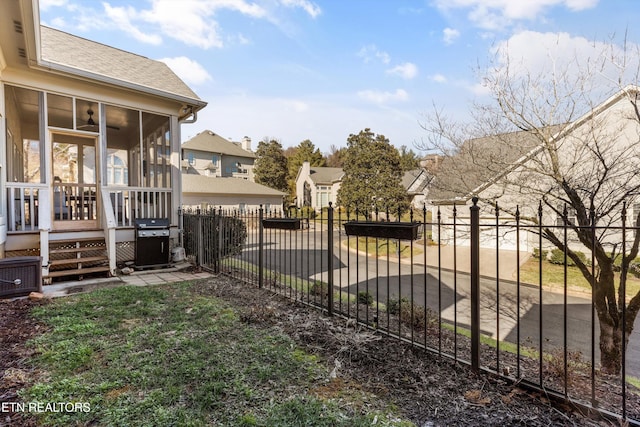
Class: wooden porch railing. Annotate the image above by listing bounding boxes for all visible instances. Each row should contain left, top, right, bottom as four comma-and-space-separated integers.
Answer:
6, 183, 46, 232
103, 187, 173, 227
52, 183, 98, 222
7, 184, 173, 231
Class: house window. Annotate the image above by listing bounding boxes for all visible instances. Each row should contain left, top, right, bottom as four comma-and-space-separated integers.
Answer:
264, 204, 271, 212
212, 154, 219, 164
239, 203, 246, 214
631, 203, 640, 224
107, 150, 128, 185
556, 205, 576, 226
317, 191, 330, 208
188, 152, 195, 165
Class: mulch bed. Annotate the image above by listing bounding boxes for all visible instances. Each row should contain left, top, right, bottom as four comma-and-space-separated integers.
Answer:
0, 298, 45, 427
1, 273, 635, 426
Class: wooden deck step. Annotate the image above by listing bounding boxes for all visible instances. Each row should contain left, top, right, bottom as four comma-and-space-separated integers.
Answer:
49, 256, 108, 266
46, 265, 111, 278
50, 245, 106, 255
45, 233, 110, 283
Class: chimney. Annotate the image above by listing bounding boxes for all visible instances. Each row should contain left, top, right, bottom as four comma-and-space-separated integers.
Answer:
241, 136, 252, 151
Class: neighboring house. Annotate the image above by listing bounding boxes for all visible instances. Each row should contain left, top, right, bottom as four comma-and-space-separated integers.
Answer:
402, 168, 433, 209
0, 0, 207, 281
295, 161, 432, 211
429, 86, 640, 251
182, 130, 255, 180
181, 131, 285, 212
427, 127, 552, 250
182, 175, 285, 214
295, 162, 344, 210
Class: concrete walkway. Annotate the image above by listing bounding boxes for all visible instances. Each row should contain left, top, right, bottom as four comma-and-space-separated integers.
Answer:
417, 244, 528, 281
42, 263, 213, 298
342, 239, 528, 281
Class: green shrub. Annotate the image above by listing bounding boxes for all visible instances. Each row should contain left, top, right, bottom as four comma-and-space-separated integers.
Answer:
386, 297, 408, 316
548, 249, 586, 266
532, 248, 548, 260
612, 254, 640, 276
386, 297, 433, 331
290, 206, 317, 219
630, 263, 640, 278
182, 213, 247, 261
309, 281, 328, 296
357, 291, 373, 305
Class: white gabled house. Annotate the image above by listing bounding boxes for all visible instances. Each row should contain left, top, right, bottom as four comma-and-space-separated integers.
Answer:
0, 0, 207, 281
295, 161, 344, 210
430, 85, 640, 252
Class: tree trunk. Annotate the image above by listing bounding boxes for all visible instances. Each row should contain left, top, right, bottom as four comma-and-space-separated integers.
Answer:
599, 317, 623, 375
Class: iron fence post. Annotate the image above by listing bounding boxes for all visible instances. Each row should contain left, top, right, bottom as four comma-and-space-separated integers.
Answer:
197, 207, 203, 269
259, 205, 264, 288
178, 207, 183, 249
470, 197, 480, 372
215, 211, 222, 274
327, 202, 334, 316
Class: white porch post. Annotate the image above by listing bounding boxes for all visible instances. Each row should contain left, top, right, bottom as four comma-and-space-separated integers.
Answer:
0, 82, 6, 256
170, 115, 181, 227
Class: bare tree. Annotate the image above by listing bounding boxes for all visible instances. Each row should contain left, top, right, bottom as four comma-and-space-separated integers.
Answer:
419, 36, 640, 374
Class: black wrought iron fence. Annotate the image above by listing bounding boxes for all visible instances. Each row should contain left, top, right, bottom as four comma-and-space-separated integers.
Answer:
180, 200, 640, 426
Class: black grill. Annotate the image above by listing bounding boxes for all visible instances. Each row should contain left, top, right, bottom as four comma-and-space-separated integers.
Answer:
134, 218, 170, 269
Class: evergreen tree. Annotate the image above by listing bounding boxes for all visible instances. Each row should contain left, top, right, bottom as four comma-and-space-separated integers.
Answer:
254, 138, 288, 192
398, 145, 421, 172
337, 129, 409, 216
326, 144, 346, 168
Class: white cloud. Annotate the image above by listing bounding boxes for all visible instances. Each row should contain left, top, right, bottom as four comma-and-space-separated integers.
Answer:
47, 0, 319, 49
443, 27, 460, 45
434, 0, 599, 30
280, 0, 322, 18
493, 31, 615, 75
357, 44, 391, 65
159, 57, 213, 86
39, 0, 69, 10
467, 81, 491, 96
357, 89, 409, 104
103, 4, 163, 45
387, 62, 418, 80
483, 31, 640, 100
137, 1, 246, 49
431, 74, 448, 83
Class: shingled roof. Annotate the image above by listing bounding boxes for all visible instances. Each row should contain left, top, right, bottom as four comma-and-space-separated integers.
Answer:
402, 168, 432, 195
40, 26, 202, 104
182, 130, 256, 158
428, 125, 565, 202
307, 167, 344, 185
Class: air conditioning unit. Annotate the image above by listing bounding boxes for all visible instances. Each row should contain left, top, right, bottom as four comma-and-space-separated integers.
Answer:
0, 256, 42, 298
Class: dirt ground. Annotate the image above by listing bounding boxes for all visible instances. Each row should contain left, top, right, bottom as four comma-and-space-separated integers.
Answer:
0, 274, 630, 426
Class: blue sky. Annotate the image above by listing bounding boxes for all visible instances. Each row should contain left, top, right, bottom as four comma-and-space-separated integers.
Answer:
38, 0, 640, 154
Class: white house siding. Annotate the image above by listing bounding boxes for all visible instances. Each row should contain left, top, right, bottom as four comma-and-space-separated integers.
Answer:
182, 194, 283, 214
434, 88, 640, 254
431, 208, 530, 251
